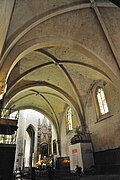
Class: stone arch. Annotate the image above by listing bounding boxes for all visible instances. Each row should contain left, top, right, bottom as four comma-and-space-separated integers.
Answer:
4, 81, 84, 132
25, 124, 35, 168
1, 37, 120, 91
9, 39, 119, 80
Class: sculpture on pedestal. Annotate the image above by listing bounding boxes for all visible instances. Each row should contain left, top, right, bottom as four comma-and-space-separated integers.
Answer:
71, 126, 91, 144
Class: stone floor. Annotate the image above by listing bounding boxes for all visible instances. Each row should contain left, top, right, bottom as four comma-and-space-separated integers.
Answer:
21, 173, 120, 180
17, 168, 120, 180
22, 175, 120, 180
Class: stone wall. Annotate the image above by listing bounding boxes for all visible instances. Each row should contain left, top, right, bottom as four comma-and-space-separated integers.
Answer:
85, 81, 120, 171
61, 106, 81, 157
86, 82, 120, 152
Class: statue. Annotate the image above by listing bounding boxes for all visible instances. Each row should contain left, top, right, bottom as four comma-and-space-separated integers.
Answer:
71, 126, 91, 144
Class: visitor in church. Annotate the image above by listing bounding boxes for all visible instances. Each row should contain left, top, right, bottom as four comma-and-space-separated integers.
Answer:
75, 165, 82, 177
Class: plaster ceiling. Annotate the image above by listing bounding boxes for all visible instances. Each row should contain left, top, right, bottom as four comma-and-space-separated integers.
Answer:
0, 0, 120, 134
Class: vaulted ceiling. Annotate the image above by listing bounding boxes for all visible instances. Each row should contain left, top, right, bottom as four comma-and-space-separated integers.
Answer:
0, 0, 120, 135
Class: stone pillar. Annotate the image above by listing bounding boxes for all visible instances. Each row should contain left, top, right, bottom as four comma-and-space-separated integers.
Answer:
14, 111, 26, 170
57, 139, 61, 156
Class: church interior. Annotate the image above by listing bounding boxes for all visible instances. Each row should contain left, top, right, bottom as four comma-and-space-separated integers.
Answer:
0, 0, 120, 179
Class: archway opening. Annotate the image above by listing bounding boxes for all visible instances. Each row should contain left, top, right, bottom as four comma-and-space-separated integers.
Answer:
14, 109, 58, 170
24, 125, 35, 168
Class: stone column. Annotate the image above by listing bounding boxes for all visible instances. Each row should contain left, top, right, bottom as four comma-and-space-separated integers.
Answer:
14, 111, 26, 170
57, 139, 61, 156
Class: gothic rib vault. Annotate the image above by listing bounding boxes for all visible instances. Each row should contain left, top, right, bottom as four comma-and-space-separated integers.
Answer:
0, 0, 120, 141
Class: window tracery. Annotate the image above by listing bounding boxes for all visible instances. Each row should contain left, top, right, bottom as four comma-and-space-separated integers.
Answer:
66, 107, 73, 132
96, 87, 109, 116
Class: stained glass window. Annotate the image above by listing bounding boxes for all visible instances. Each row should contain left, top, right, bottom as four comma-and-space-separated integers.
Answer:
66, 107, 73, 131
97, 88, 109, 115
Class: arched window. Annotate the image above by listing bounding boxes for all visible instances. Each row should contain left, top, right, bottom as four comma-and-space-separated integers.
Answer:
96, 87, 109, 115
66, 107, 73, 132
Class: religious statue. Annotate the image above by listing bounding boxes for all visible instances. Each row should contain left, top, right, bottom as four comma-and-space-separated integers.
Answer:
71, 126, 91, 144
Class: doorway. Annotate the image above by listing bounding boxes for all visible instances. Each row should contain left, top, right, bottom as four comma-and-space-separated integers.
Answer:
24, 125, 35, 168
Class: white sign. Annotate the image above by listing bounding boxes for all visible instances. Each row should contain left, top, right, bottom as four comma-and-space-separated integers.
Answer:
69, 143, 83, 171
69, 142, 94, 171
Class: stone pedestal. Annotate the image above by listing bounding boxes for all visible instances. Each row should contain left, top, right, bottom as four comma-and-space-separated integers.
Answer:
69, 142, 94, 171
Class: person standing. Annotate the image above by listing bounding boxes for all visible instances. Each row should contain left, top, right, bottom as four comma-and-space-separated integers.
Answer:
47, 165, 54, 180
31, 167, 36, 180
75, 165, 82, 177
